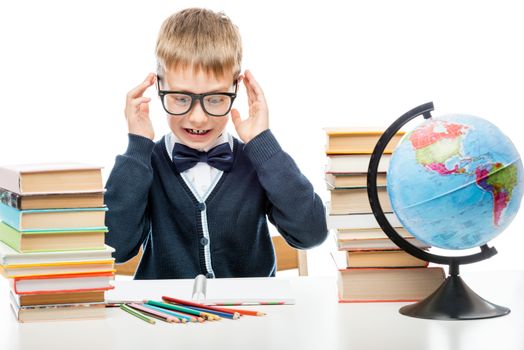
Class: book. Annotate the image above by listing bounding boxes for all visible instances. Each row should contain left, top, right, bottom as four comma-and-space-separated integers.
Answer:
0, 244, 115, 265
325, 172, 387, 189
336, 227, 411, 241
1, 261, 115, 278
0, 241, 115, 277
324, 127, 405, 155
336, 235, 429, 251
0, 162, 104, 195
10, 300, 106, 322
346, 250, 429, 268
0, 203, 107, 231
329, 187, 392, 215
337, 267, 445, 302
326, 154, 391, 174
11, 289, 106, 307
0, 222, 107, 252
11, 271, 115, 294
0, 187, 105, 210
327, 212, 402, 230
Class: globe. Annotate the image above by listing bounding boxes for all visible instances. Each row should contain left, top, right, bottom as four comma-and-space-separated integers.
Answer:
387, 114, 524, 250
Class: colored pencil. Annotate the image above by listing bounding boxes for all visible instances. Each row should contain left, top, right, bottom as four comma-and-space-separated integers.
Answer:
127, 303, 180, 323
179, 305, 240, 320
146, 300, 213, 320
142, 303, 197, 323
169, 310, 206, 323
157, 306, 219, 321
211, 300, 286, 306
192, 310, 221, 321
120, 303, 156, 324
159, 307, 205, 323
162, 296, 265, 316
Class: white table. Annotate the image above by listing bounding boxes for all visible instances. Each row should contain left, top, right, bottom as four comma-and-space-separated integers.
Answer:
1, 271, 523, 350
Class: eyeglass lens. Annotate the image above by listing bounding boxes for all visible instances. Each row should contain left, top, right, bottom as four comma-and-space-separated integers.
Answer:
163, 93, 233, 116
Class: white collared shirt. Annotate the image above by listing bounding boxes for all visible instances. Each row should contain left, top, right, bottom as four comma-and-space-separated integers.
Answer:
164, 132, 233, 197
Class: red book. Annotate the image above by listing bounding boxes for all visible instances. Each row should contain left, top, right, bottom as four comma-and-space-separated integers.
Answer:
11, 271, 114, 295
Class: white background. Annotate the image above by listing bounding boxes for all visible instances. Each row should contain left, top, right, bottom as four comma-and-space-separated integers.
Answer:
1, 0, 523, 276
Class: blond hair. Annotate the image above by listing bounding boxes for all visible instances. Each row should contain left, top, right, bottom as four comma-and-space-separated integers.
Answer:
156, 8, 242, 79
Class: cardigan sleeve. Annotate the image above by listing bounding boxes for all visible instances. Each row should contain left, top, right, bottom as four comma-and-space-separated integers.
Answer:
104, 133, 155, 262
243, 129, 328, 249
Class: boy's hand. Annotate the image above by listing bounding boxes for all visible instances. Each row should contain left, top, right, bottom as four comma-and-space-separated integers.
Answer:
125, 73, 156, 140
231, 70, 269, 144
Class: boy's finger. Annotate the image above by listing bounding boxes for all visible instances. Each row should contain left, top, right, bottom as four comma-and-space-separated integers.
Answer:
231, 108, 242, 127
243, 71, 265, 105
129, 97, 152, 109
127, 74, 156, 100
242, 75, 256, 106
244, 70, 265, 101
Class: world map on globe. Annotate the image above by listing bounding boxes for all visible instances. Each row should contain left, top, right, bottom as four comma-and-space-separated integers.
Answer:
387, 114, 524, 250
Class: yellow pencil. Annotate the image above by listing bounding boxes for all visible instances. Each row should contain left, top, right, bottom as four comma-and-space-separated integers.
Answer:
199, 311, 221, 321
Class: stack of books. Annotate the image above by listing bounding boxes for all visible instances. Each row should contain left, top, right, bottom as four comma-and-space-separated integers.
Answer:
0, 163, 115, 322
324, 128, 445, 302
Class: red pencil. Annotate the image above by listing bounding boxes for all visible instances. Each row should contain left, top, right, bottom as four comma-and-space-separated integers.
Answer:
162, 296, 265, 317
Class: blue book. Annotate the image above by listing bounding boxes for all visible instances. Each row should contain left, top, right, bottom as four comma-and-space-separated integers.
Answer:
0, 203, 108, 231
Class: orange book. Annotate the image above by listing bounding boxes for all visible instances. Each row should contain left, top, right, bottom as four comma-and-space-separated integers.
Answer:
1, 259, 115, 278
11, 271, 115, 295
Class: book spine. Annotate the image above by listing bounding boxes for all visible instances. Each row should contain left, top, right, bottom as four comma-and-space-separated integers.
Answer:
14, 285, 115, 295
0, 222, 22, 251
0, 188, 21, 209
0, 203, 22, 230
0, 167, 21, 194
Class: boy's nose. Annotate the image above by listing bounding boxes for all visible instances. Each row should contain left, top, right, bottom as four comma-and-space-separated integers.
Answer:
187, 100, 209, 126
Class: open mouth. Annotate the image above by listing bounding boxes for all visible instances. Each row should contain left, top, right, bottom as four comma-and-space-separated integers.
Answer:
185, 128, 211, 135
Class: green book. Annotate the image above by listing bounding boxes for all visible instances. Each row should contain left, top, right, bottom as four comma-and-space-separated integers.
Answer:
0, 221, 108, 253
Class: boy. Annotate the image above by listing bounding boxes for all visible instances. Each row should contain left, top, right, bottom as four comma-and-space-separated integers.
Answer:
105, 8, 327, 279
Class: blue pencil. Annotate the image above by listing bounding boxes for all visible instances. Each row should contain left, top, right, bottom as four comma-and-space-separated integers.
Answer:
142, 303, 201, 323
180, 305, 239, 320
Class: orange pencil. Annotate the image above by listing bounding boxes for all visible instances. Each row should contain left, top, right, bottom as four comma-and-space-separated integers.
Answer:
162, 296, 265, 317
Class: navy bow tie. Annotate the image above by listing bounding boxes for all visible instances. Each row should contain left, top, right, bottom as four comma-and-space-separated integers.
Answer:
172, 142, 233, 173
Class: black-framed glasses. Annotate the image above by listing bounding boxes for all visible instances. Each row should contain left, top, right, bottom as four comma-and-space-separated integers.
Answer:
157, 77, 237, 117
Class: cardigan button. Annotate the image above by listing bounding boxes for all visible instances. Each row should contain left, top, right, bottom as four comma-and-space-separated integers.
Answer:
200, 237, 209, 246
205, 273, 214, 278
197, 202, 206, 211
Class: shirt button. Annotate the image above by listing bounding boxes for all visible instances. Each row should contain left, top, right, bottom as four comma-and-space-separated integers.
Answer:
200, 237, 209, 246
197, 202, 206, 211
205, 273, 214, 278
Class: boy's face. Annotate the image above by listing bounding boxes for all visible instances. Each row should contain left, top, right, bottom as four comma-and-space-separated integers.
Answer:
160, 67, 235, 151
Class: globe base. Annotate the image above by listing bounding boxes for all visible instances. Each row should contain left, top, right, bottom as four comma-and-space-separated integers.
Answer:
400, 274, 510, 320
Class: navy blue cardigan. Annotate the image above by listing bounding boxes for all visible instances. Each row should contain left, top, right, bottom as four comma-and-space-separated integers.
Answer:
105, 130, 327, 279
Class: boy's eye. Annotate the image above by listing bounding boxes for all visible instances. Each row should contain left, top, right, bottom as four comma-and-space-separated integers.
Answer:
175, 95, 191, 104
168, 94, 191, 105
205, 95, 226, 105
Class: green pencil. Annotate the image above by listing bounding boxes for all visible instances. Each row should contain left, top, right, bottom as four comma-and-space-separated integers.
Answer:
120, 303, 156, 324
146, 300, 204, 317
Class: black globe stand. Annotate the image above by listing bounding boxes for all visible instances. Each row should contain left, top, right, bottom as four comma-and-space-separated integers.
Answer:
367, 102, 510, 320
